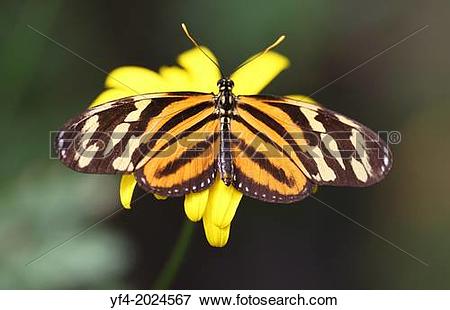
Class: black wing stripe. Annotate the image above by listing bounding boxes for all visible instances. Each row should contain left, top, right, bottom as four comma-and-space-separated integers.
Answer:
56, 93, 215, 175
135, 161, 216, 196
144, 101, 213, 146
144, 110, 216, 156
132, 106, 215, 170
237, 102, 320, 178
57, 96, 186, 173
263, 102, 383, 184
232, 165, 312, 203
233, 115, 306, 176
232, 134, 296, 186
155, 132, 219, 177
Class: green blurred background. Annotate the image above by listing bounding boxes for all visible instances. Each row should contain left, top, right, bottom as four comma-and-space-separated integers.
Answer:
1, 0, 449, 289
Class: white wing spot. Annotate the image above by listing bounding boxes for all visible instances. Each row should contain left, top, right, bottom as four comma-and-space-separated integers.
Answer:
112, 134, 144, 171
350, 157, 368, 182
312, 173, 322, 182
300, 107, 326, 132
336, 114, 360, 128
78, 143, 100, 168
104, 122, 130, 155
124, 99, 152, 122
75, 115, 100, 162
307, 145, 336, 182
81, 115, 100, 134
321, 133, 345, 170
350, 129, 373, 176
126, 162, 134, 171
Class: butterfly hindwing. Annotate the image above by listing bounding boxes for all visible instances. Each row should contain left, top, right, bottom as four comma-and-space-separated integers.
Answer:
236, 95, 392, 190
231, 115, 313, 203
134, 112, 219, 196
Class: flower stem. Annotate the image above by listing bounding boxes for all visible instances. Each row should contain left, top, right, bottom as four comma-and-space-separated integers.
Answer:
152, 220, 195, 289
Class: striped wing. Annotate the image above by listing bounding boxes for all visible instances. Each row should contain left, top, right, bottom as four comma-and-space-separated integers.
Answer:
231, 116, 313, 203
233, 95, 392, 202
134, 112, 219, 196
56, 92, 219, 196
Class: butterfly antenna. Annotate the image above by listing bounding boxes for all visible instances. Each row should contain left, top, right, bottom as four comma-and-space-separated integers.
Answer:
232, 34, 286, 74
181, 23, 225, 77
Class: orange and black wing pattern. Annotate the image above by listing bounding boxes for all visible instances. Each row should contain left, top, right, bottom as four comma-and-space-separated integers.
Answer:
55, 92, 219, 196
231, 112, 313, 203
233, 95, 392, 203
134, 109, 219, 196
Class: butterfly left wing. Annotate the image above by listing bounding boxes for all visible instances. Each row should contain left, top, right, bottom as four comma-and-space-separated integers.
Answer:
233, 95, 392, 201
56, 92, 219, 196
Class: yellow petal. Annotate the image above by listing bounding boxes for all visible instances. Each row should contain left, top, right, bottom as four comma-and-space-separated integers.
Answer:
286, 94, 319, 105
312, 185, 319, 194
205, 178, 243, 228
177, 46, 220, 92
184, 190, 209, 222
201, 179, 242, 247
203, 218, 230, 247
231, 51, 289, 95
154, 194, 168, 200
159, 66, 192, 90
90, 88, 135, 107
119, 174, 137, 209
105, 66, 169, 93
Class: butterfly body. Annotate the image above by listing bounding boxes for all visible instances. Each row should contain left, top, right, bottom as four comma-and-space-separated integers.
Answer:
56, 81, 392, 203
215, 78, 237, 186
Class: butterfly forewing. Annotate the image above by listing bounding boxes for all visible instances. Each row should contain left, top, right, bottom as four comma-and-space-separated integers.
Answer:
55, 92, 218, 190
236, 95, 392, 190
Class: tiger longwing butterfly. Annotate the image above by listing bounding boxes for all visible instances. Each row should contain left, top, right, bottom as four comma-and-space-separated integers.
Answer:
55, 24, 392, 203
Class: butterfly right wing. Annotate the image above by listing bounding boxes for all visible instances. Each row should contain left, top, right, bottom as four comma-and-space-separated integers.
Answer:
236, 95, 392, 188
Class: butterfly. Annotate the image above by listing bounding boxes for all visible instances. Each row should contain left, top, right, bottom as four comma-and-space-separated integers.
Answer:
55, 24, 392, 203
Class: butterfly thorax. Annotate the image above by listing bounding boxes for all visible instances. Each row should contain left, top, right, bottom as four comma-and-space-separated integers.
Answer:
215, 78, 237, 115
215, 78, 236, 186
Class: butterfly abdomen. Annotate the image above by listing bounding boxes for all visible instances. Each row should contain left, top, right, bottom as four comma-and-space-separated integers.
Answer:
218, 115, 234, 186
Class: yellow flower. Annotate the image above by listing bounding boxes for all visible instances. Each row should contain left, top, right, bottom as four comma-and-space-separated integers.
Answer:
90, 46, 308, 247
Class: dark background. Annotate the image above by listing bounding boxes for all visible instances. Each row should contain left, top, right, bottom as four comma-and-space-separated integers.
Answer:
1, 0, 449, 289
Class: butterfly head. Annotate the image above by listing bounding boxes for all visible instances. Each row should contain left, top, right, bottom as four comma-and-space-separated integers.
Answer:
217, 78, 234, 92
